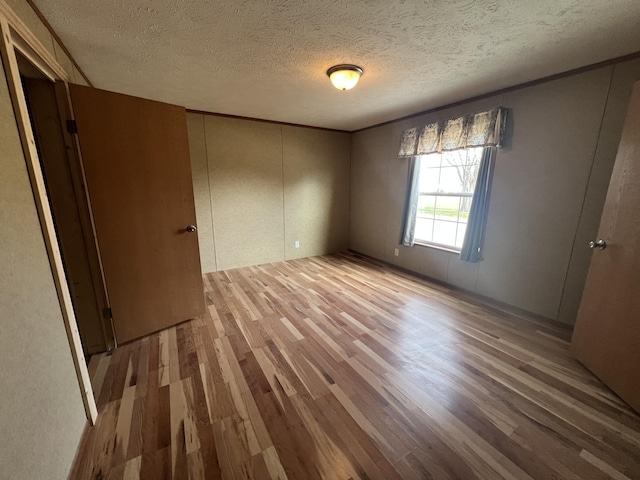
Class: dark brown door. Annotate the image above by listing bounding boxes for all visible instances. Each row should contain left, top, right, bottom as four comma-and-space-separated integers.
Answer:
66, 84, 204, 344
571, 81, 640, 412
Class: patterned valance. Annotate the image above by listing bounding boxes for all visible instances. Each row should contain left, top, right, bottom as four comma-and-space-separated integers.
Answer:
398, 107, 508, 157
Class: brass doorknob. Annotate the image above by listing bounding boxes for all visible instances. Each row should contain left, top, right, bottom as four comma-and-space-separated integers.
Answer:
589, 239, 606, 250
186, 225, 197, 233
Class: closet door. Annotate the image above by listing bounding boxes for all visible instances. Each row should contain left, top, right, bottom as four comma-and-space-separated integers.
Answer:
66, 84, 204, 343
571, 81, 640, 412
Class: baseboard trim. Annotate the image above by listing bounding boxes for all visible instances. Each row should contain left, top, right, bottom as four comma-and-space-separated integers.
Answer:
344, 249, 573, 332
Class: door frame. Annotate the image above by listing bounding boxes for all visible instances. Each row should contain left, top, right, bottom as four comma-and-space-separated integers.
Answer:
0, 2, 98, 423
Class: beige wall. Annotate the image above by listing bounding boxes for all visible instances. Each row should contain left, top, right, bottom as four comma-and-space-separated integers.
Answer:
187, 113, 350, 272
350, 59, 640, 325
556, 59, 640, 323
0, 2, 88, 478
283, 126, 351, 260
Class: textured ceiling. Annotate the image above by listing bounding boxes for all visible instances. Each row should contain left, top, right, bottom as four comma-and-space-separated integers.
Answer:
32, 0, 640, 131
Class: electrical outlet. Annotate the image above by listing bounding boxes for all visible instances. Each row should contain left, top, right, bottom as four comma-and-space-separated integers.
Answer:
394, 248, 399, 256
295, 240, 300, 248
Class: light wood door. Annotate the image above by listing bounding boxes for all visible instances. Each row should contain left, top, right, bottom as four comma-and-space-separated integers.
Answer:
571, 81, 640, 412
66, 84, 204, 344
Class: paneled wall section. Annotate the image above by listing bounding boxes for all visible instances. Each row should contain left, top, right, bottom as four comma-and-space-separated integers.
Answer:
350, 59, 640, 325
187, 113, 351, 272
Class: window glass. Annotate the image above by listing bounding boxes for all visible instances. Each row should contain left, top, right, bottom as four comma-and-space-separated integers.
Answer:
415, 147, 483, 250
415, 217, 433, 243
432, 219, 458, 247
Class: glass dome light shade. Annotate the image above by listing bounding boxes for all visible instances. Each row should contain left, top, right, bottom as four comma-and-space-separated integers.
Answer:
327, 65, 363, 91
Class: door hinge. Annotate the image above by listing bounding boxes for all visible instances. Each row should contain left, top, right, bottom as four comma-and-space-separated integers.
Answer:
103, 307, 113, 319
66, 119, 78, 135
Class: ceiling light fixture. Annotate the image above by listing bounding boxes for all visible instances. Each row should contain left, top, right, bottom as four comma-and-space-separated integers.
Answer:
327, 64, 364, 91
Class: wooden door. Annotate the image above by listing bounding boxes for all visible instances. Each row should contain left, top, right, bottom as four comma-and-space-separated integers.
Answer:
571, 81, 640, 412
65, 84, 204, 344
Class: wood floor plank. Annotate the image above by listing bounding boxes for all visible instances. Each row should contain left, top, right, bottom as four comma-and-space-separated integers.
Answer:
72, 253, 640, 479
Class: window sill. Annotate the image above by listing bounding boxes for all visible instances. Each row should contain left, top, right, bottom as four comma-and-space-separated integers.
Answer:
414, 241, 461, 255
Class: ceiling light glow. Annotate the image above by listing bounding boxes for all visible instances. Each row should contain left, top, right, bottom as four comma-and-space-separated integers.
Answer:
327, 64, 364, 91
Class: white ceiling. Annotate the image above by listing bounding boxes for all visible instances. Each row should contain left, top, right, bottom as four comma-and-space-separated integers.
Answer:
33, 0, 640, 131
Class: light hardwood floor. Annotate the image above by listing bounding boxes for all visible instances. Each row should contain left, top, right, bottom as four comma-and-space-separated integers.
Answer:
71, 253, 640, 479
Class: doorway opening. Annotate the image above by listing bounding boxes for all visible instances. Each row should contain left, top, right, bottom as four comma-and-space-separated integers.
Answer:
17, 52, 115, 358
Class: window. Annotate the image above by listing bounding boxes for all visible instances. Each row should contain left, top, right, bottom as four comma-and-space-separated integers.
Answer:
399, 108, 505, 261
414, 147, 484, 250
